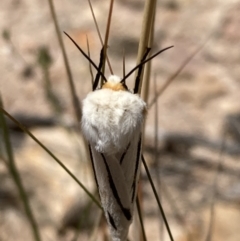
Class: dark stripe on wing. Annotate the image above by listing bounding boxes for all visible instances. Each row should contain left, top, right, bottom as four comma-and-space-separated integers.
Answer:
101, 153, 132, 221
131, 136, 142, 202
88, 145, 99, 191
120, 142, 130, 165
108, 212, 117, 230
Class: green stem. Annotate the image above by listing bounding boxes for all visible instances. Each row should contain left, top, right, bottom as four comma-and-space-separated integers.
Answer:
0, 106, 102, 210
0, 99, 41, 241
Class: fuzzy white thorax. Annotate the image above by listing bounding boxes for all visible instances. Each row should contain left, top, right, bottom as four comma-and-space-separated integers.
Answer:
81, 75, 146, 155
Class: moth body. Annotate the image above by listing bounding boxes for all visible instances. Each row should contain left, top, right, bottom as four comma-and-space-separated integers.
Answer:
65, 32, 172, 241
81, 75, 146, 241
82, 75, 146, 155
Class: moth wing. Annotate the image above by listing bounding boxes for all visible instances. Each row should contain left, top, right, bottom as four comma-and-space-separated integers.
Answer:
89, 145, 132, 241
117, 133, 142, 204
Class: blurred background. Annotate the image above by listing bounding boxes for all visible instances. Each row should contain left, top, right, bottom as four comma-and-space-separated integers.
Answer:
0, 0, 240, 240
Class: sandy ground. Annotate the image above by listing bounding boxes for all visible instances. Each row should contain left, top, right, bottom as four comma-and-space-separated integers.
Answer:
1, 0, 240, 241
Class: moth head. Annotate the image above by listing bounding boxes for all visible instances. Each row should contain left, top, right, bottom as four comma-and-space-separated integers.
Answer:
102, 75, 128, 91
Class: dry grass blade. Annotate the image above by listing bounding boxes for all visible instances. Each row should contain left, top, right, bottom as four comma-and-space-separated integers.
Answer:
161, 182, 186, 227
142, 155, 174, 241
141, 0, 156, 102
136, 197, 147, 241
122, 48, 126, 79
0, 106, 101, 209
86, 36, 94, 85
0, 98, 41, 241
205, 134, 226, 241
135, 0, 157, 95
153, 74, 164, 240
101, 0, 114, 86
87, 0, 113, 75
48, 0, 82, 123
148, 38, 209, 108
37, 46, 63, 116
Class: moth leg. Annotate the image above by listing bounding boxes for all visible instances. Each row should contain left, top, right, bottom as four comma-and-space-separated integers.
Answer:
133, 47, 151, 94
93, 47, 105, 91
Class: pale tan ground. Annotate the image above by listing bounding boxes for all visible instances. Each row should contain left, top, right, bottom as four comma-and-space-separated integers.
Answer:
1, 0, 240, 241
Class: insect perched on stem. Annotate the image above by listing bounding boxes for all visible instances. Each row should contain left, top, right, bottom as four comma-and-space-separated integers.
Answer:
64, 31, 173, 241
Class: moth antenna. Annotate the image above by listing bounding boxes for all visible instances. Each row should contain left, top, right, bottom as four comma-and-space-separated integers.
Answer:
93, 47, 105, 90
121, 46, 174, 87
64, 31, 107, 83
86, 36, 94, 86
133, 47, 151, 94
87, 0, 113, 74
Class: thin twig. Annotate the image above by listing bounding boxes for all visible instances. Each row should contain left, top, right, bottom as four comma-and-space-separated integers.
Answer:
87, 0, 113, 75
148, 37, 210, 108
0, 99, 41, 241
142, 0, 156, 103
153, 74, 164, 240
142, 155, 174, 241
122, 48, 126, 79
135, 0, 157, 94
86, 36, 94, 85
160, 182, 186, 228
205, 133, 226, 241
136, 196, 147, 241
48, 0, 82, 122
101, 0, 114, 86
0, 106, 102, 209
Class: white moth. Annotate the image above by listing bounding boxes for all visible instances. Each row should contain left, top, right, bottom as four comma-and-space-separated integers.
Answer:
64, 31, 172, 241
82, 75, 146, 241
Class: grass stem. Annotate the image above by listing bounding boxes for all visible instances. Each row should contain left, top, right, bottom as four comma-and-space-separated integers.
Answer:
0, 98, 41, 241
142, 155, 174, 241
48, 0, 82, 122
0, 106, 101, 209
